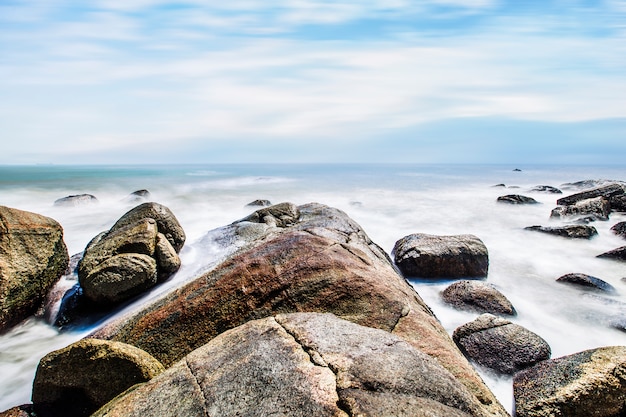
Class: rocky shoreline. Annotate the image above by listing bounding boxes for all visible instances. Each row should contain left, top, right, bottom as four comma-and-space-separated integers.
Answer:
1, 179, 625, 416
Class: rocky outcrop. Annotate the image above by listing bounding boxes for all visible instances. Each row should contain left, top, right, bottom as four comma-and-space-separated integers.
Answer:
556, 183, 626, 206
441, 280, 516, 316
32, 338, 164, 417
611, 221, 626, 238
513, 346, 626, 417
550, 196, 610, 221
597, 246, 626, 262
93, 313, 489, 417
53, 194, 98, 206
393, 233, 489, 279
90, 203, 507, 416
556, 273, 617, 293
497, 195, 539, 204
77, 203, 184, 306
524, 224, 598, 239
560, 179, 624, 190
0, 206, 69, 333
529, 185, 562, 194
452, 314, 551, 375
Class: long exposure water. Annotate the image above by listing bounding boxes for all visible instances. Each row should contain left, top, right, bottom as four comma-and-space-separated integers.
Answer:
1, 163, 625, 413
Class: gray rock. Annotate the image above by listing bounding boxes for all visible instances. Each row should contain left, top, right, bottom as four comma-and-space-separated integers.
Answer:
154, 233, 181, 279
452, 314, 551, 375
611, 221, 626, 238
0, 206, 69, 333
560, 179, 624, 190
513, 346, 626, 417
241, 202, 300, 227
611, 194, 626, 212
124, 189, 151, 204
32, 338, 164, 417
550, 196, 610, 221
524, 224, 598, 239
393, 233, 489, 279
441, 280, 516, 316
496, 194, 539, 204
245, 199, 272, 207
597, 246, 626, 262
93, 313, 486, 417
556, 182, 626, 206
53, 194, 98, 207
556, 273, 617, 293
529, 185, 562, 194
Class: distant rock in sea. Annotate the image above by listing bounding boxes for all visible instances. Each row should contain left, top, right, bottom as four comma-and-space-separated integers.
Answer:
54, 194, 98, 207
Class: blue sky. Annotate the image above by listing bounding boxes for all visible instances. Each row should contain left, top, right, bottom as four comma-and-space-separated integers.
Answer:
1, 0, 625, 164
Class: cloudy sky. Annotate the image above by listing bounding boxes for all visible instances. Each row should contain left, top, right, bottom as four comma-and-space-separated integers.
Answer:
1, 0, 625, 164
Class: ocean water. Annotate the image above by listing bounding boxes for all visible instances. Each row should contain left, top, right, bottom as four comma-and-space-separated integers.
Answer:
1, 163, 625, 413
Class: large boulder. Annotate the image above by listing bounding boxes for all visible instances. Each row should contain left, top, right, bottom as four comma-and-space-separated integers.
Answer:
393, 233, 489, 279
93, 313, 488, 417
0, 206, 69, 332
556, 273, 617, 293
452, 314, 551, 375
496, 195, 539, 204
524, 224, 598, 239
32, 338, 164, 417
90, 203, 507, 416
441, 280, 516, 316
513, 346, 626, 417
556, 183, 626, 206
550, 196, 611, 221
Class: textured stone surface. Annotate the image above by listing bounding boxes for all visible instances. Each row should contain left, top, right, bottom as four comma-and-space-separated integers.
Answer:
496, 195, 539, 204
441, 280, 516, 316
0, 206, 69, 332
393, 233, 489, 279
93, 313, 487, 417
32, 338, 164, 417
524, 224, 598, 239
556, 273, 616, 293
611, 221, 626, 239
556, 183, 626, 206
529, 185, 562, 194
550, 196, 611, 221
514, 346, 626, 417
0, 405, 35, 417
597, 246, 626, 262
453, 314, 551, 375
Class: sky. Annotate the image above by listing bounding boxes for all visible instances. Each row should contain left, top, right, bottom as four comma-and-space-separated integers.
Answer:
1, 0, 625, 164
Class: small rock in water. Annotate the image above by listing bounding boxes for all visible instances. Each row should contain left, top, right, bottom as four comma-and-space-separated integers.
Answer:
529, 185, 562, 194
124, 189, 151, 203
513, 168, 522, 172
54, 194, 98, 206
441, 280, 516, 316
556, 273, 616, 293
524, 225, 598, 239
596, 246, 626, 262
245, 199, 272, 207
497, 194, 539, 204
610, 221, 626, 239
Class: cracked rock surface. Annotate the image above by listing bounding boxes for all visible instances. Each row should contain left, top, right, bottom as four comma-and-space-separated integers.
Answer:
93, 313, 484, 417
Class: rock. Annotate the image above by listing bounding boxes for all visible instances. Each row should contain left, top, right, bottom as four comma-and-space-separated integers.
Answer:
452, 314, 551, 375
524, 224, 598, 239
393, 233, 489, 279
560, 179, 626, 190
556, 182, 626, 206
611, 194, 626, 212
491, 184, 506, 188
93, 313, 487, 417
124, 190, 151, 203
550, 196, 610, 221
513, 346, 626, 417
597, 246, 626, 262
53, 194, 98, 207
154, 233, 181, 279
497, 195, 539, 204
513, 168, 522, 172
441, 280, 516, 316
0, 206, 69, 333
0, 405, 35, 417
611, 221, 626, 238
109, 202, 185, 253
90, 203, 507, 416
32, 338, 164, 417
529, 185, 562, 194
556, 273, 617, 293
245, 199, 272, 207
240, 201, 300, 227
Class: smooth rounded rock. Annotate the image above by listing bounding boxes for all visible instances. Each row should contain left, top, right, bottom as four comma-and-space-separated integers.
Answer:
556, 273, 616, 293
441, 280, 516, 316
497, 195, 539, 204
524, 224, 598, 239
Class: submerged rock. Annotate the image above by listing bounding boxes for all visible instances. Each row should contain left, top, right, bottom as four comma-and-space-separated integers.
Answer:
513, 346, 626, 417
32, 338, 164, 417
245, 199, 272, 207
441, 280, 516, 316
496, 194, 539, 204
550, 196, 610, 221
529, 185, 562, 194
597, 246, 626, 262
611, 221, 626, 238
0, 206, 69, 333
53, 194, 98, 207
124, 189, 151, 203
92, 313, 486, 417
452, 314, 551, 375
524, 224, 598, 239
556, 273, 617, 293
393, 233, 489, 279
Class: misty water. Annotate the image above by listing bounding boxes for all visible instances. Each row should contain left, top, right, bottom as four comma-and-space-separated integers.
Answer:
1, 164, 625, 413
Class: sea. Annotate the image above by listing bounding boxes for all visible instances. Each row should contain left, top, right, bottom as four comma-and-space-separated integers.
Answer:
1, 163, 625, 413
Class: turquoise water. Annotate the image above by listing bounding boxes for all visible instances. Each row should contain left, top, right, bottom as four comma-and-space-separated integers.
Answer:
1, 163, 625, 412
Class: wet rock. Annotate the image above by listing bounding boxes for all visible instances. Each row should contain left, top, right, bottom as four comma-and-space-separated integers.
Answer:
452, 314, 551, 375
556, 182, 626, 206
90, 203, 507, 416
492, 184, 506, 188
513, 168, 522, 172
611, 194, 626, 212
240, 201, 300, 227
393, 233, 489, 279
53, 194, 98, 207
0, 404, 36, 417
497, 194, 539, 204
93, 313, 487, 417
441, 280, 516, 316
0, 206, 69, 333
524, 224, 598, 239
513, 346, 626, 417
124, 189, 151, 203
597, 246, 626, 262
550, 196, 610, 221
245, 199, 272, 207
529, 185, 562, 194
154, 233, 181, 279
32, 338, 164, 417
611, 221, 626, 239
556, 273, 617, 293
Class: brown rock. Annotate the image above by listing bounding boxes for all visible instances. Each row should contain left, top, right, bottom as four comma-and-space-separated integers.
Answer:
441, 280, 516, 316
153, 233, 180, 279
597, 246, 626, 262
0, 405, 35, 417
0, 206, 69, 333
